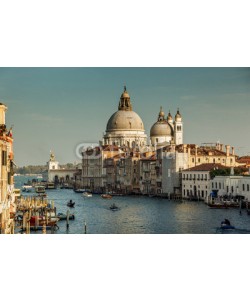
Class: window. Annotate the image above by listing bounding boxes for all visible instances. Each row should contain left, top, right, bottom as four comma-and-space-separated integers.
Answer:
212, 182, 214, 188
198, 158, 200, 163
8, 172, 11, 184
183, 174, 185, 180
192, 158, 195, 163
215, 182, 218, 189
219, 183, 221, 189
205, 174, 207, 180
2, 150, 7, 166
247, 184, 250, 192
242, 184, 245, 191
183, 189, 186, 196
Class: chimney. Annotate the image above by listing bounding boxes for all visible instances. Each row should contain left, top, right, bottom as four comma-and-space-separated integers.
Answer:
0, 103, 7, 125
232, 146, 235, 156
220, 144, 224, 151
195, 145, 198, 157
188, 146, 191, 156
225, 145, 230, 157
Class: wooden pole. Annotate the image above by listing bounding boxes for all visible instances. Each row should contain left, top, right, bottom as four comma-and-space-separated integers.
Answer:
66, 210, 69, 230
84, 220, 87, 234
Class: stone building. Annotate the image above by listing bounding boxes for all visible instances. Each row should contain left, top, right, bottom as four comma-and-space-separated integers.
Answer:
158, 143, 241, 198
0, 103, 15, 234
47, 152, 80, 185
182, 163, 227, 201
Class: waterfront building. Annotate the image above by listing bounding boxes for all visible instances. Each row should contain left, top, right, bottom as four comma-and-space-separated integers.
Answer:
47, 152, 80, 185
82, 145, 121, 192
102, 87, 147, 148
158, 143, 241, 197
0, 103, 15, 234
115, 150, 141, 194
210, 169, 250, 201
182, 163, 227, 201
139, 153, 157, 195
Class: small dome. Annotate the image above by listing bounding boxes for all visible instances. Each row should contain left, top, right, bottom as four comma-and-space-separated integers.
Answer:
106, 110, 144, 132
167, 111, 173, 121
159, 107, 164, 117
175, 108, 182, 121
121, 90, 130, 98
150, 121, 174, 137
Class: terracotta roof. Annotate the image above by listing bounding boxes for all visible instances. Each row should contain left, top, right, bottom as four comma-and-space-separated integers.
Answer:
184, 163, 229, 172
140, 154, 156, 161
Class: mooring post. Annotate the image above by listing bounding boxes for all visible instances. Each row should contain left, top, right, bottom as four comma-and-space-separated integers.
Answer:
84, 220, 87, 234
66, 210, 70, 230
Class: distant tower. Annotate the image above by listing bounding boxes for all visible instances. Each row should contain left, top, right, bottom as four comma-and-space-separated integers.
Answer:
174, 108, 183, 145
167, 110, 174, 129
47, 151, 59, 170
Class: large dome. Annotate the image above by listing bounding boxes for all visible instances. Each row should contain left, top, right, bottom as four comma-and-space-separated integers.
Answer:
106, 110, 145, 132
150, 121, 173, 137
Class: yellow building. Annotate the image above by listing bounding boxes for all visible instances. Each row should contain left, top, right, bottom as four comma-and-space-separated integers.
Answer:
0, 103, 15, 234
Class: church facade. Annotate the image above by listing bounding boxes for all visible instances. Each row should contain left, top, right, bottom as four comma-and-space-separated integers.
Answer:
102, 86, 183, 148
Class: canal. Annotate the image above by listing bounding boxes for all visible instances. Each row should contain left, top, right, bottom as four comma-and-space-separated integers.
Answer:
15, 176, 250, 234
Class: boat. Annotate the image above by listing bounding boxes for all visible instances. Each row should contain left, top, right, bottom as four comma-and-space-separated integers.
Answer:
57, 213, 75, 220
101, 194, 113, 199
35, 185, 46, 193
208, 202, 228, 209
46, 182, 56, 189
82, 192, 92, 198
110, 203, 119, 211
22, 185, 33, 192
37, 174, 43, 179
220, 219, 235, 230
74, 189, 86, 193
67, 200, 75, 208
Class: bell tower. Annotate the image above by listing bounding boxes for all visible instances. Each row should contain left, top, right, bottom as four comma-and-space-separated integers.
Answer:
174, 108, 183, 145
47, 151, 59, 170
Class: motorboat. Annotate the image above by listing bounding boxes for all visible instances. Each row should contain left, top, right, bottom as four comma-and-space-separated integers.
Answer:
35, 185, 46, 194
57, 213, 75, 220
101, 194, 112, 199
82, 192, 92, 198
208, 202, 228, 209
74, 189, 86, 193
110, 203, 118, 211
22, 185, 33, 192
67, 201, 75, 208
46, 182, 56, 189
220, 219, 235, 230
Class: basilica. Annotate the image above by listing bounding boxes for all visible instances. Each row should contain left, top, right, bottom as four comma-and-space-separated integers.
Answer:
102, 86, 183, 148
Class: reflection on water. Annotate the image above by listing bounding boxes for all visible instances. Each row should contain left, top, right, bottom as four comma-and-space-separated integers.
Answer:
15, 176, 250, 234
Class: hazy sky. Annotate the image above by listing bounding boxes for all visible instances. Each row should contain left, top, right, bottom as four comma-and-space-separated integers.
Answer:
0, 67, 249, 166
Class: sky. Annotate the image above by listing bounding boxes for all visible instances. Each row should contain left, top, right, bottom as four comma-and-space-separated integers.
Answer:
0, 67, 250, 166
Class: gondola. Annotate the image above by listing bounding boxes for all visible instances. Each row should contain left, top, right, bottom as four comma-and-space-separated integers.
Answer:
220, 219, 235, 230
110, 203, 118, 211
67, 201, 75, 208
